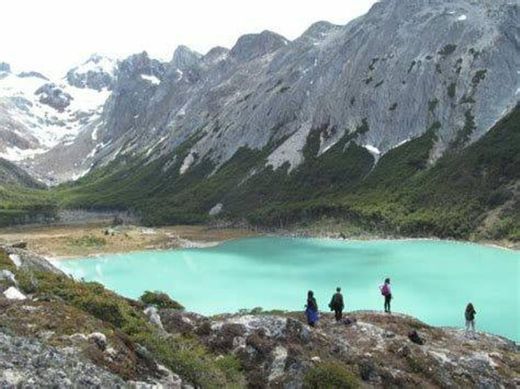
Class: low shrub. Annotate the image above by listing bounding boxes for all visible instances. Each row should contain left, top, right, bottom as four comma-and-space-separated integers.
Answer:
67, 235, 107, 248
140, 290, 184, 310
304, 362, 360, 388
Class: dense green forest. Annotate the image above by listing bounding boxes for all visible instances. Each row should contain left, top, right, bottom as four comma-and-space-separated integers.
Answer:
2, 106, 519, 242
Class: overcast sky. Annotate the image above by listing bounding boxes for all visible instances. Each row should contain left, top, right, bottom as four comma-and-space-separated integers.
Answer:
0, 0, 377, 78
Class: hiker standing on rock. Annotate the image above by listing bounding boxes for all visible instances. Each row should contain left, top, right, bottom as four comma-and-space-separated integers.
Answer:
329, 287, 345, 322
305, 290, 319, 327
465, 303, 477, 338
380, 278, 392, 313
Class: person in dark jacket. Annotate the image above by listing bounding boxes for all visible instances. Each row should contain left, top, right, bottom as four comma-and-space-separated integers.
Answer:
465, 303, 477, 338
379, 278, 392, 313
329, 287, 345, 321
305, 290, 319, 327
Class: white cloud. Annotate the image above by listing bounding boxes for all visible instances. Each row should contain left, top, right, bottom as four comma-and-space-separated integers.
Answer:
0, 0, 376, 78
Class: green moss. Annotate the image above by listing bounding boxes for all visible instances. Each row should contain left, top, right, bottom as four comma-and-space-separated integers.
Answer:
469, 48, 480, 59
472, 69, 487, 86
355, 118, 370, 135
368, 57, 379, 71
447, 82, 456, 98
304, 362, 360, 389
408, 60, 416, 73
438, 44, 457, 57
0, 248, 15, 272
428, 98, 439, 113
460, 94, 476, 104
451, 109, 476, 148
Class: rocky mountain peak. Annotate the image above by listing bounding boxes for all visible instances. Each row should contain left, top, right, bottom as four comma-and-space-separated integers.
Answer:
230, 30, 289, 61
118, 51, 164, 77
171, 45, 202, 71
301, 21, 342, 40
203, 46, 230, 64
66, 54, 117, 91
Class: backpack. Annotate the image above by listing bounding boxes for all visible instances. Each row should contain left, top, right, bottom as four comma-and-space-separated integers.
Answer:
381, 284, 390, 296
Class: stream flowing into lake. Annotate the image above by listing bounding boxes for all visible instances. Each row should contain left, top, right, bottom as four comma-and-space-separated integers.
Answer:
56, 237, 520, 341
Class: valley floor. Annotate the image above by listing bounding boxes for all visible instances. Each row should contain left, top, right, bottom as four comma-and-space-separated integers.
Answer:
0, 220, 518, 259
0, 223, 257, 258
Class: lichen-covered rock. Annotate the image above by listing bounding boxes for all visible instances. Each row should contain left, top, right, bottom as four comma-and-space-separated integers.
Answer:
0, 330, 125, 387
158, 310, 520, 388
144, 306, 164, 329
87, 332, 107, 351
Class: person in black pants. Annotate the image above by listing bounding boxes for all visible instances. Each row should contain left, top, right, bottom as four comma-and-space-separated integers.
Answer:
380, 278, 392, 313
329, 287, 345, 321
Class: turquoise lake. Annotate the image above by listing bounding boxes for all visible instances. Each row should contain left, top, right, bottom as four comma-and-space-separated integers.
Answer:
56, 237, 520, 341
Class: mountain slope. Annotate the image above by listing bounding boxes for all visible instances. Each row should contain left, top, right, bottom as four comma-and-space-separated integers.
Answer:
0, 159, 55, 227
0, 157, 43, 188
10, 0, 517, 186
56, 104, 520, 241
36, 0, 519, 185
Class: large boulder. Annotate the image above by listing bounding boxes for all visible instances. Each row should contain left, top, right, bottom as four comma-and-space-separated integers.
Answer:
3, 286, 26, 300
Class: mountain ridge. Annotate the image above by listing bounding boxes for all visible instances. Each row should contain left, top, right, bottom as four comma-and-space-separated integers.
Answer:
0, 0, 519, 242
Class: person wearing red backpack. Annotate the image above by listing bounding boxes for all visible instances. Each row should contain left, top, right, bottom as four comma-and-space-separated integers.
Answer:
379, 278, 392, 313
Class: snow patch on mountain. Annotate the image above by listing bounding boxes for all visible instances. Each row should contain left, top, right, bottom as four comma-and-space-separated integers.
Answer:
141, 74, 161, 85
363, 145, 381, 156
180, 152, 196, 175
0, 60, 112, 164
0, 146, 46, 161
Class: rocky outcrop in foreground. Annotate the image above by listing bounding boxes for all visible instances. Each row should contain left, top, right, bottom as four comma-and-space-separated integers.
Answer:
0, 245, 518, 388
161, 311, 520, 388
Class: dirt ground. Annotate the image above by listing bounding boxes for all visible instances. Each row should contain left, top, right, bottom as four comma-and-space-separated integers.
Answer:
0, 223, 258, 258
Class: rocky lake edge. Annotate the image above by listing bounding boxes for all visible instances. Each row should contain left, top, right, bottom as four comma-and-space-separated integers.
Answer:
0, 242, 519, 387
0, 219, 518, 261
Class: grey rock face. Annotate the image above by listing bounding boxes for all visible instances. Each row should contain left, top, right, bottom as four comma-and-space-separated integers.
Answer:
35, 83, 73, 112
5, 0, 520, 185
230, 30, 288, 61
45, 0, 517, 183
171, 45, 202, 70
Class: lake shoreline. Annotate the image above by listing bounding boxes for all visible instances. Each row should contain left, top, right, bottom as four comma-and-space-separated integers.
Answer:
0, 221, 518, 259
